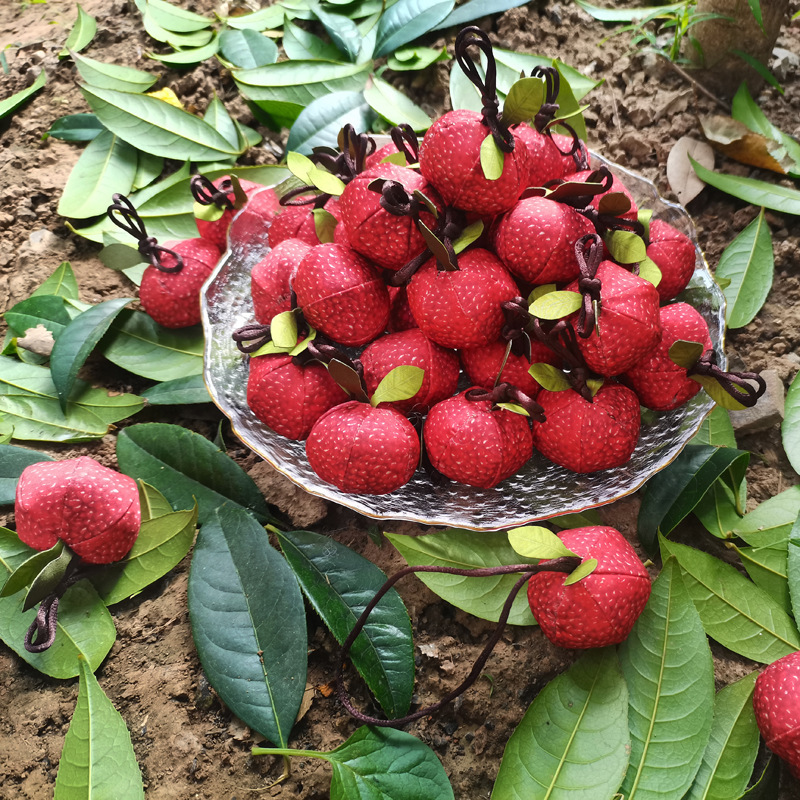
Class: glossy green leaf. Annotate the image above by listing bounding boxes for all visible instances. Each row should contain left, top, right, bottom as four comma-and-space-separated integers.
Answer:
116, 423, 272, 524
386, 45, 449, 72
783, 370, 800, 476
140, 375, 211, 405
492, 648, 629, 800
24, 542, 74, 611
0, 540, 63, 599
235, 61, 371, 121
203, 94, 237, 148
81, 85, 241, 160
693, 480, 745, 539
0, 531, 115, 678
507, 525, 576, 559
736, 543, 791, 614
286, 91, 374, 155
137, 481, 174, 522
140, 0, 212, 32
551, 59, 589, 140
638, 444, 750, 553
148, 36, 220, 65
54, 655, 144, 799
72, 50, 157, 92
29, 263, 78, 302
789, 524, 800, 623
5, 294, 73, 339
374, 0, 454, 58
529, 290, 582, 319
691, 406, 737, 448
371, 365, 424, 407
449, 52, 483, 112
94, 504, 197, 606
47, 113, 105, 142
51, 298, 132, 409
716, 208, 773, 329
690, 157, 800, 216
98, 244, 146, 272
314, 4, 361, 61
574, 0, 689, 22
738, 755, 779, 799
0, 444, 53, 505
225, 5, 284, 31
684, 672, 759, 800
100, 310, 204, 381
59, 5, 97, 58
660, 537, 800, 663
219, 28, 278, 69
254, 726, 455, 800
131, 151, 163, 188
733, 486, 800, 546
0, 356, 143, 443
188, 505, 306, 745
618, 558, 714, 800
385, 529, 537, 625
282, 19, 343, 61
364, 76, 431, 131
0, 68, 46, 120
277, 529, 413, 719
432, 0, 530, 31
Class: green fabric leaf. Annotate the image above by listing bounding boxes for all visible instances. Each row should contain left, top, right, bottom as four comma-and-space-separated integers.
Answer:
385, 529, 537, 625
278, 529, 413, 719
188, 506, 306, 745
493, 648, 630, 800
507, 525, 577, 559
618, 558, 714, 800
116, 423, 272, 524
54, 656, 144, 799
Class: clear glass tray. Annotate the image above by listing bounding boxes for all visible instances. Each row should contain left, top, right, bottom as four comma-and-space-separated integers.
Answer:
200, 153, 725, 531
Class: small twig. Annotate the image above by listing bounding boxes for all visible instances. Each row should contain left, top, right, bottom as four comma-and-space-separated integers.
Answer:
662, 58, 728, 111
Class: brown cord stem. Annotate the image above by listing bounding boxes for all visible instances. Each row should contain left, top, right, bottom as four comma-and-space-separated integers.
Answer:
687, 351, 767, 408
23, 557, 82, 653
465, 383, 546, 422
574, 233, 604, 338
531, 66, 560, 132
335, 558, 581, 727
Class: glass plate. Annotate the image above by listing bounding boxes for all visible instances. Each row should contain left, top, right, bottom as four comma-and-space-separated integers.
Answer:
201, 152, 725, 531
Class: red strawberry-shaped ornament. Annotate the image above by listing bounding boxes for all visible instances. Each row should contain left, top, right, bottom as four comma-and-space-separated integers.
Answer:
551, 130, 590, 174
268, 198, 342, 248
624, 303, 712, 410
527, 526, 651, 648
461, 337, 558, 398
424, 388, 535, 488
567, 167, 639, 222
191, 174, 268, 250
16, 457, 141, 565
407, 247, 519, 349
418, 29, 530, 216
364, 124, 420, 170
566, 234, 661, 377
251, 238, 311, 324
306, 364, 423, 494
534, 382, 641, 473
293, 243, 389, 347
339, 164, 442, 271
493, 196, 596, 284
246, 350, 349, 440
361, 329, 460, 414
387, 285, 417, 332
646, 218, 696, 301
753, 651, 800, 779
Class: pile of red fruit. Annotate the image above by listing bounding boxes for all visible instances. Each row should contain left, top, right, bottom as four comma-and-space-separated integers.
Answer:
113, 27, 765, 497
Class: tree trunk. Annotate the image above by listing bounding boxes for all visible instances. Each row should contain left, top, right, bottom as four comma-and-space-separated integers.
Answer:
690, 0, 789, 96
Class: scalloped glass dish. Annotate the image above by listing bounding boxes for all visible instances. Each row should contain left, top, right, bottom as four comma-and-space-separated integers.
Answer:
201, 152, 725, 531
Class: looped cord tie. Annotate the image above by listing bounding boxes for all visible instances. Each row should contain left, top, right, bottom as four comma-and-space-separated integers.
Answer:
574, 233, 604, 338
190, 174, 234, 210
687, 351, 767, 408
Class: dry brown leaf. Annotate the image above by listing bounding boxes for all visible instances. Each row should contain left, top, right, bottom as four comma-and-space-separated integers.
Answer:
666, 137, 715, 206
17, 324, 55, 357
700, 115, 788, 174
295, 683, 316, 723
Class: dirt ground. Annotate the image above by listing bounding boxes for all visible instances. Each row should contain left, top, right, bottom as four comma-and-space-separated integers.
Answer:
1, 0, 800, 797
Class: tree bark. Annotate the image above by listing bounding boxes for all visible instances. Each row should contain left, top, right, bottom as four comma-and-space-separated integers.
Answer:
690, 0, 789, 96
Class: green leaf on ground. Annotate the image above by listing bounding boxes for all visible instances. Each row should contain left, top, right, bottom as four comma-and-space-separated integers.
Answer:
47, 113, 105, 142
59, 5, 97, 58
54, 656, 144, 799
188, 505, 306, 746
141, 375, 211, 405
254, 726, 455, 800
0, 356, 143, 443
660, 537, 800, 663
789, 519, 800, 625
50, 298, 132, 409
94, 504, 198, 606
574, 0, 688, 22
493, 647, 629, 800
277, 529, 413, 719
432, 0, 529, 31
736, 542, 792, 615
282, 19, 343, 61
715, 208, 773, 329
783, 370, 800, 477
638, 445, 750, 553
618, 558, 714, 800
0, 68, 46, 120
0, 444, 53, 505
116, 423, 272, 524
286, 91, 374, 155
374, 0, 454, 58
684, 672, 759, 800
385, 529, 537, 625
72, 50, 157, 92
140, 0, 212, 32
219, 27, 279, 70
364, 76, 431, 131
734, 486, 800, 546
691, 406, 737, 448
5, 295, 74, 340
100, 310, 204, 381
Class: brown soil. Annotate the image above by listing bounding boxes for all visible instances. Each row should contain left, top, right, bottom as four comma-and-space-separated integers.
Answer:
1, 0, 800, 798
